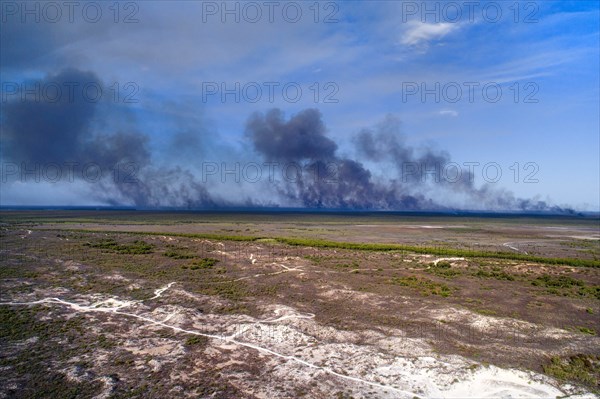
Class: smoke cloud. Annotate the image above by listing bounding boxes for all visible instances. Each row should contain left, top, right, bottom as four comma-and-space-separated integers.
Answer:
245, 108, 571, 212
1, 68, 218, 208
1, 70, 570, 212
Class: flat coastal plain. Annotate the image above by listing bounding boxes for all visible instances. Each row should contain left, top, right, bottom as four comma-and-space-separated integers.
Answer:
1, 211, 599, 398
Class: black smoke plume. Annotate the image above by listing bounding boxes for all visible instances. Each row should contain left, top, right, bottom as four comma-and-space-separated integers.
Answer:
1, 68, 217, 208
245, 108, 570, 212
245, 109, 436, 209
1, 71, 571, 212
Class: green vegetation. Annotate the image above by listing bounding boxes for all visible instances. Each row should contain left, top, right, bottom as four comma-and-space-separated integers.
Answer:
389, 276, 454, 297
304, 255, 325, 264
473, 267, 515, 281
62, 228, 600, 268
543, 354, 599, 389
578, 286, 600, 300
185, 335, 209, 347
532, 275, 584, 288
336, 261, 360, 269
215, 303, 250, 314
128, 287, 156, 301
197, 280, 247, 301
531, 274, 600, 300
335, 392, 355, 399
473, 308, 498, 316
427, 261, 462, 278
0, 305, 45, 341
164, 249, 195, 259
0, 306, 104, 397
279, 237, 600, 267
190, 258, 219, 270
576, 326, 596, 335
97, 333, 117, 349
0, 266, 40, 279
85, 239, 153, 254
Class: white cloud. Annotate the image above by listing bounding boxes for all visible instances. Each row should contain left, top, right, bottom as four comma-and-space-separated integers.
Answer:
439, 109, 459, 117
400, 21, 459, 47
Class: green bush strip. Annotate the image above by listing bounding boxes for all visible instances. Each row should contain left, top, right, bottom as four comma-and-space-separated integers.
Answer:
37, 228, 600, 268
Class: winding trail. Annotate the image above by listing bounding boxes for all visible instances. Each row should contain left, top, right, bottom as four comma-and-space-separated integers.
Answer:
503, 242, 528, 254
149, 282, 177, 300
0, 283, 421, 398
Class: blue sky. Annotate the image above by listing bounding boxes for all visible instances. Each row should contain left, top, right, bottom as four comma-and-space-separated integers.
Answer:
1, 1, 598, 210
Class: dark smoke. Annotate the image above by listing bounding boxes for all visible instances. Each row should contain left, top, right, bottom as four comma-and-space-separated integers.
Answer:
246, 108, 337, 162
246, 108, 571, 212
2, 69, 150, 168
245, 109, 436, 209
1, 68, 217, 208
1, 71, 571, 212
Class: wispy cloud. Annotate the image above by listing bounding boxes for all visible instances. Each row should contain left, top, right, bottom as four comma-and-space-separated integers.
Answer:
400, 21, 459, 48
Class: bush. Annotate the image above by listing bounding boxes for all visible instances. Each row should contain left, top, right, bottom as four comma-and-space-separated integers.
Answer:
85, 239, 153, 254
428, 262, 462, 278
185, 335, 209, 347
390, 276, 453, 297
164, 250, 194, 259
474, 268, 515, 281
543, 354, 599, 387
531, 275, 584, 288
189, 258, 219, 270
